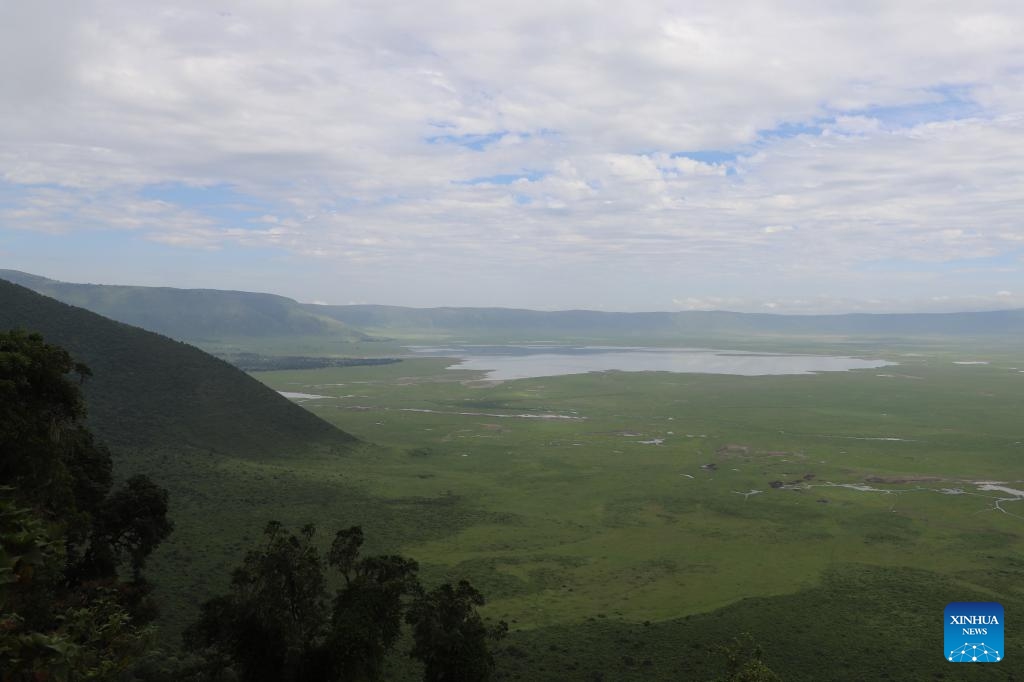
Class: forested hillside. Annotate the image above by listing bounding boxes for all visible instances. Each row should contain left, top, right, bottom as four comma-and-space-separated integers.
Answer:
0, 279, 355, 456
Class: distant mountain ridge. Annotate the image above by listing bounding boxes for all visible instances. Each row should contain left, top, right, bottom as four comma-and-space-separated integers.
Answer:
308, 303, 1024, 339
4, 270, 1023, 340
0, 278, 355, 456
0, 269, 368, 344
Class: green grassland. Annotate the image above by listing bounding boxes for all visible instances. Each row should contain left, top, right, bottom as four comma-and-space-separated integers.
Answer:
8, 276, 1021, 678
138, 339, 1023, 679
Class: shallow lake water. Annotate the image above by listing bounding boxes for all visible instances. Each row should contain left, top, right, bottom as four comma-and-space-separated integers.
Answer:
407, 345, 894, 380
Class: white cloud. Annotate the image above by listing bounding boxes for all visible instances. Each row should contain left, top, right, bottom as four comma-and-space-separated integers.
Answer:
1, 1, 1023, 310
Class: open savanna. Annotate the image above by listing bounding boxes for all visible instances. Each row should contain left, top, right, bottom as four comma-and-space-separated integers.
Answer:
135, 338, 1024, 680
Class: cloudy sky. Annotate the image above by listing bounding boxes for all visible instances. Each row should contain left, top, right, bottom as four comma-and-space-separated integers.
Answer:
2, 1, 1023, 312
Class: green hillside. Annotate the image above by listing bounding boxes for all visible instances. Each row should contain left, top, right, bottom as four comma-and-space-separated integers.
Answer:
0, 278, 355, 456
0, 269, 369, 345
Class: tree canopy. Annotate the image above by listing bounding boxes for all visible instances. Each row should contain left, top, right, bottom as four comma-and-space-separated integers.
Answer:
406, 580, 508, 682
185, 521, 505, 682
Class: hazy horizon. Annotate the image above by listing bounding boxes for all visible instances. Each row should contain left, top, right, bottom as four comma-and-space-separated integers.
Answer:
6, 267, 1024, 317
2, 2, 1023, 314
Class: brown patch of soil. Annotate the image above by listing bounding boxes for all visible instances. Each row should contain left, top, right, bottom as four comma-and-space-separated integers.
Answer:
864, 475, 942, 484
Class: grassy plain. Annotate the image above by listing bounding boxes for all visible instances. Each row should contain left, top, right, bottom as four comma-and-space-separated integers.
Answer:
145, 337, 1024, 679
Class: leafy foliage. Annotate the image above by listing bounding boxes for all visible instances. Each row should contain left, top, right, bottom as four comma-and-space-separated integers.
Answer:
0, 330, 98, 526
81, 475, 174, 582
185, 522, 506, 682
406, 580, 507, 682
185, 522, 423, 681
9, 589, 157, 681
184, 522, 328, 681
0, 330, 172, 680
328, 528, 420, 680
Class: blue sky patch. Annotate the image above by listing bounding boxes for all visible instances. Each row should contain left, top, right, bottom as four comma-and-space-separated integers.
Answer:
456, 171, 545, 185
757, 120, 826, 140
425, 131, 507, 150
671, 150, 739, 164
139, 183, 278, 227
845, 86, 982, 127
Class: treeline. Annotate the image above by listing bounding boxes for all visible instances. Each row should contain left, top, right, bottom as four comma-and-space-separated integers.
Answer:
218, 353, 402, 372
183, 523, 505, 681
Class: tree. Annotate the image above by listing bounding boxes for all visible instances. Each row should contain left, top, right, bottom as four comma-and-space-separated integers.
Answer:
185, 521, 328, 682
0, 330, 172, 679
0, 330, 172, 587
78, 474, 174, 582
406, 580, 508, 682
328, 525, 419, 680
0, 330, 100, 530
185, 523, 422, 682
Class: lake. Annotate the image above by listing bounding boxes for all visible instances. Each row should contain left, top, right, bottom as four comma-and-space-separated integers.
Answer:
407, 345, 894, 380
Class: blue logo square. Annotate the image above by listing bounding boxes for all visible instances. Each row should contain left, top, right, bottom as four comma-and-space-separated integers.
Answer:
945, 602, 1004, 663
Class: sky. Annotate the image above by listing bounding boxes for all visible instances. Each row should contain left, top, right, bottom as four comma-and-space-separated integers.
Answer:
2, 0, 1023, 313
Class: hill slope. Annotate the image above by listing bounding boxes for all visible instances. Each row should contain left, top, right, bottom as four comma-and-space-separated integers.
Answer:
0, 269, 369, 344
0, 278, 355, 455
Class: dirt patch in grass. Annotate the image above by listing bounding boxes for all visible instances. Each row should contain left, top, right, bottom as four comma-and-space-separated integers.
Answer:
863, 475, 943, 484
717, 443, 801, 458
